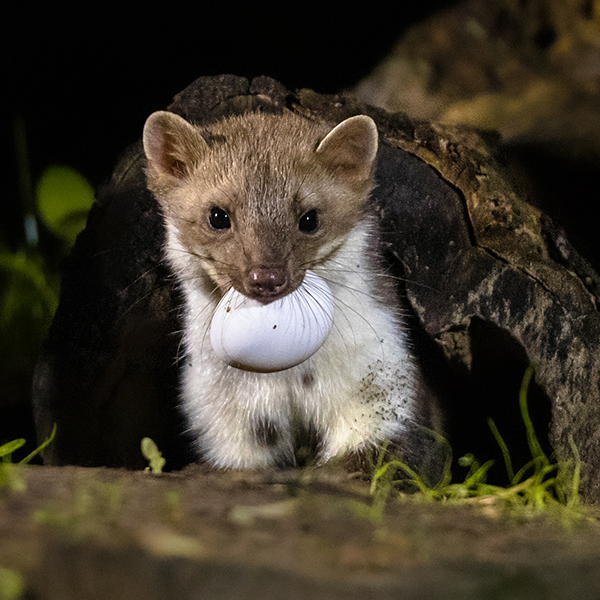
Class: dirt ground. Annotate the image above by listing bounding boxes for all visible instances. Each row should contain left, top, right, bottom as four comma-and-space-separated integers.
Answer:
1, 463, 600, 600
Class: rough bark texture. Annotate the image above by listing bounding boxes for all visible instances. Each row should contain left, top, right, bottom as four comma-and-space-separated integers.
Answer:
353, 0, 600, 501
291, 83, 600, 500
33, 74, 600, 501
355, 0, 600, 279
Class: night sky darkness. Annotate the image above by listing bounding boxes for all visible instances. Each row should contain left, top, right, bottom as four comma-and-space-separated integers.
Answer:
5, 3, 452, 247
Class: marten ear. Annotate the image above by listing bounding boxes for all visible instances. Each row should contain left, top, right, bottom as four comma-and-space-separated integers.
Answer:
316, 115, 378, 181
143, 111, 209, 182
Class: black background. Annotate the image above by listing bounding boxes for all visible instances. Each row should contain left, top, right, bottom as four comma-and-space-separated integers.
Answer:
4, 2, 453, 248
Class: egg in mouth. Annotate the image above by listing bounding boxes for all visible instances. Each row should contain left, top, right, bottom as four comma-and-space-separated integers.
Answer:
210, 270, 334, 372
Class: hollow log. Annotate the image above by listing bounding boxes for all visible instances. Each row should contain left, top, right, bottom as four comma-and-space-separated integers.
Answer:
33, 75, 600, 501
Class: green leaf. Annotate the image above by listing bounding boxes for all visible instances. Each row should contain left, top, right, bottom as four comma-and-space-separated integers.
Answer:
36, 165, 94, 245
0, 439, 26, 461
141, 437, 166, 474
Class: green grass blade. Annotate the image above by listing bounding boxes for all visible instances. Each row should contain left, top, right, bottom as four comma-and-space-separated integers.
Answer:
431, 432, 454, 490
20, 423, 57, 465
464, 459, 495, 487
567, 434, 581, 509
488, 417, 515, 482
519, 364, 545, 461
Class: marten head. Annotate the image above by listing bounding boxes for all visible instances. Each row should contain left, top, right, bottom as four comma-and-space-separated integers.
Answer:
143, 110, 378, 303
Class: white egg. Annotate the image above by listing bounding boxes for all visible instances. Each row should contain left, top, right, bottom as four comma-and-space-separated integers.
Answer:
210, 270, 334, 372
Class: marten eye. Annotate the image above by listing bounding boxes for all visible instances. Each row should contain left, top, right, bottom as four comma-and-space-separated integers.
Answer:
209, 206, 231, 230
299, 209, 319, 234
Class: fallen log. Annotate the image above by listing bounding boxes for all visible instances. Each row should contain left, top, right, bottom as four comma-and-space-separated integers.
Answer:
33, 75, 600, 500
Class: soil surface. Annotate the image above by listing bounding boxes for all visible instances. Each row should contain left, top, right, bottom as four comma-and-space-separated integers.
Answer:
1, 464, 600, 599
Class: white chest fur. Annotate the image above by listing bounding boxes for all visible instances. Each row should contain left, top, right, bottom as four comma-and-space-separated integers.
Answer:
167, 220, 418, 468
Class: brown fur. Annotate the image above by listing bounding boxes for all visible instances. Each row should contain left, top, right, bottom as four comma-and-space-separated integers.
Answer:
144, 111, 377, 302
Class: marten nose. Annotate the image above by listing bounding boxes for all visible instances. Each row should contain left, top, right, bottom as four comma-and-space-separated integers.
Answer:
247, 268, 288, 302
